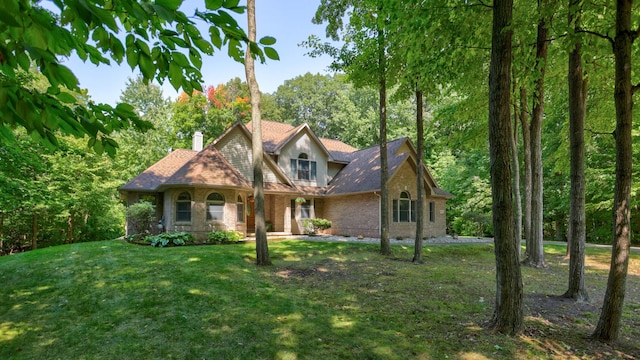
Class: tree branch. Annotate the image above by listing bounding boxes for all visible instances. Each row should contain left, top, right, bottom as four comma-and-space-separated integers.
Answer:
586, 128, 614, 137
577, 29, 614, 45
632, 83, 640, 94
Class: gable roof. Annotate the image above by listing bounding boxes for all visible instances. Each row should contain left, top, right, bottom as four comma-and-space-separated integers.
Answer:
321, 137, 357, 163
213, 122, 296, 188
326, 138, 454, 198
120, 149, 197, 191
162, 144, 251, 189
246, 120, 357, 162
325, 138, 407, 195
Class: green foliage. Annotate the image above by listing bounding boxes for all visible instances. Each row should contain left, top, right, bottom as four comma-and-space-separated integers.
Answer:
207, 230, 243, 244
146, 232, 194, 247
0, 0, 277, 151
113, 76, 173, 181
125, 201, 156, 235
302, 218, 332, 235
0, 130, 127, 250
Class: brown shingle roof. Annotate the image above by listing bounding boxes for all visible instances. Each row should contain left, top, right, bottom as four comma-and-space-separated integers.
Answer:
119, 149, 197, 191
320, 137, 357, 162
245, 120, 300, 153
326, 138, 409, 195
163, 144, 251, 188
246, 120, 357, 161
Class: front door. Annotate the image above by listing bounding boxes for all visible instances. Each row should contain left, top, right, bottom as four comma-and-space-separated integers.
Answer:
247, 197, 255, 232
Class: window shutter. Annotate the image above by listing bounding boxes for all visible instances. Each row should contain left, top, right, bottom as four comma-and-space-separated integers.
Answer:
392, 199, 398, 222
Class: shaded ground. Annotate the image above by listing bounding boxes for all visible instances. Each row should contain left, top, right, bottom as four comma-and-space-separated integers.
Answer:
273, 248, 640, 359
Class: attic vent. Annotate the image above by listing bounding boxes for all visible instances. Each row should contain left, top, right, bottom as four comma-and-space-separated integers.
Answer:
192, 131, 203, 151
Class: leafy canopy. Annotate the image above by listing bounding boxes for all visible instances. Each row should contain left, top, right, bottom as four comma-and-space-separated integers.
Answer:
0, 0, 278, 154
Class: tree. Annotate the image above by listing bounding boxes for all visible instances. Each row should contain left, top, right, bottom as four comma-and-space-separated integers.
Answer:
488, 0, 524, 335
245, 0, 271, 266
312, 0, 396, 255
563, 0, 588, 302
592, 0, 634, 343
523, 0, 552, 268
0, 0, 276, 152
114, 76, 172, 181
413, 89, 425, 263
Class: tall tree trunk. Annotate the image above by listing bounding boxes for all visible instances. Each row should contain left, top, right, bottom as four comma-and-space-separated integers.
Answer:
31, 212, 38, 250
511, 90, 522, 263
563, 0, 588, 302
377, 21, 390, 256
67, 215, 74, 244
520, 87, 532, 259
488, 0, 523, 335
526, 1, 549, 268
0, 211, 4, 252
592, 0, 633, 342
413, 89, 424, 263
245, 0, 271, 266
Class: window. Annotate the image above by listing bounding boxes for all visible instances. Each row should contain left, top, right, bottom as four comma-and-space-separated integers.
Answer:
236, 195, 245, 223
429, 201, 435, 222
206, 192, 225, 221
290, 153, 317, 181
176, 192, 191, 222
393, 191, 416, 223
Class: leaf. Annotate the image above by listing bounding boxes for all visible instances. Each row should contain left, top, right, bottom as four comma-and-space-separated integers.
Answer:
259, 36, 276, 46
93, 139, 104, 155
168, 61, 182, 90
172, 51, 190, 68
222, 0, 240, 8
154, 0, 182, 11
126, 46, 139, 70
0, 0, 21, 27
193, 36, 215, 55
189, 49, 202, 68
138, 53, 155, 80
57, 92, 78, 104
54, 64, 80, 89
264, 47, 279, 61
205, 0, 223, 10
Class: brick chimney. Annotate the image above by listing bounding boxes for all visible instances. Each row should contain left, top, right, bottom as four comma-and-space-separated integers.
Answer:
192, 131, 203, 151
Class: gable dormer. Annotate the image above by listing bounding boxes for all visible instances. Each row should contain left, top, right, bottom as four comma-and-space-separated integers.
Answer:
278, 126, 330, 187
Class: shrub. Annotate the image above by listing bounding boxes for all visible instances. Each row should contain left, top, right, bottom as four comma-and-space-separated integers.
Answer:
146, 232, 194, 247
207, 230, 243, 244
302, 218, 332, 235
125, 201, 156, 235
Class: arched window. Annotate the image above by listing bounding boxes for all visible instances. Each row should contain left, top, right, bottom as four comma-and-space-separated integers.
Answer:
236, 195, 245, 223
290, 152, 317, 181
176, 192, 191, 222
206, 192, 225, 221
393, 191, 416, 223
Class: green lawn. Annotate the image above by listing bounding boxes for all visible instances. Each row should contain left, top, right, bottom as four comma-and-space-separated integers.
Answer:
0, 240, 638, 359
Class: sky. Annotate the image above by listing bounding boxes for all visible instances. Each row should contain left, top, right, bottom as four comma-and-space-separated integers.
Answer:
62, 0, 338, 105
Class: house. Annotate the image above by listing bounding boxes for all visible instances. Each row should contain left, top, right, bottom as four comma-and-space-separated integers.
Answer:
120, 120, 454, 239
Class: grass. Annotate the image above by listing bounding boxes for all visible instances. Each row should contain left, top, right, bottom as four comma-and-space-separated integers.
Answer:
0, 240, 638, 359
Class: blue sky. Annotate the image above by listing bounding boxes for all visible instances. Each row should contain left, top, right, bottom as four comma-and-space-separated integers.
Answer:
63, 0, 337, 105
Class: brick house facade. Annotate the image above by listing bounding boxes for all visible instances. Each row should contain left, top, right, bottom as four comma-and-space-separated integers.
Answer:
120, 120, 453, 239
